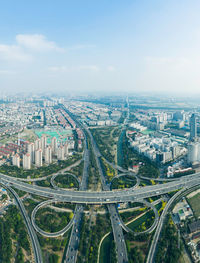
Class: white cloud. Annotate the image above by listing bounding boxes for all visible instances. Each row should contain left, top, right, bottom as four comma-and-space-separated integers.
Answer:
16, 34, 64, 52
0, 44, 31, 61
78, 65, 99, 71
48, 66, 69, 72
67, 44, 96, 51
49, 65, 117, 73
145, 56, 174, 64
144, 56, 189, 70
0, 70, 15, 75
0, 34, 64, 61
0, 34, 95, 63
107, 66, 115, 71
49, 65, 100, 72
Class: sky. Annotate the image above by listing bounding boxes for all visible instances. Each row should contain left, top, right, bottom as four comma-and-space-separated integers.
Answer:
1, 0, 200, 95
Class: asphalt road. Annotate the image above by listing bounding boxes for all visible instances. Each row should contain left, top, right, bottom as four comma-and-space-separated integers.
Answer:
87, 128, 128, 263
108, 204, 129, 263
2, 103, 200, 263
2, 172, 200, 204
64, 136, 90, 263
31, 199, 74, 237
7, 186, 43, 263
146, 188, 185, 263
64, 204, 84, 263
119, 199, 159, 235
51, 172, 80, 190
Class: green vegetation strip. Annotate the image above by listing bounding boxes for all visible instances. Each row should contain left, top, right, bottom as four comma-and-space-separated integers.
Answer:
54, 173, 79, 189
0, 206, 31, 263
90, 127, 117, 163
126, 209, 155, 233
77, 213, 112, 263
187, 192, 200, 218
111, 175, 136, 190
0, 154, 81, 179
99, 233, 116, 263
155, 215, 183, 263
35, 207, 73, 233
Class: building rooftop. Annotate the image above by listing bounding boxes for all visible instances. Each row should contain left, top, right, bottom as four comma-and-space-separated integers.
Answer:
189, 220, 200, 233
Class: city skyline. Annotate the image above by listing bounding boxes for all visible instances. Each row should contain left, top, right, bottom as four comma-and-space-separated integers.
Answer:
1, 94, 200, 262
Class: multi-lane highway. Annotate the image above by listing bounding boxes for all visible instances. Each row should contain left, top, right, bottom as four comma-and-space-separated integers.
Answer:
87, 128, 128, 263
2, 171, 200, 204
63, 108, 129, 263
64, 137, 90, 263
64, 204, 84, 263
3, 157, 200, 263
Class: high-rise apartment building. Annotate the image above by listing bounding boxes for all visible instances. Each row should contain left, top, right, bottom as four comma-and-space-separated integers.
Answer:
64, 143, 69, 157
12, 153, 20, 168
35, 149, 43, 167
45, 146, 52, 164
57, 145, 65, 160
35, 138, 41, 151
27, 142, 35, 163
51, 137, 57, 154
23, 153, 31, 169
41, 134, 47, 153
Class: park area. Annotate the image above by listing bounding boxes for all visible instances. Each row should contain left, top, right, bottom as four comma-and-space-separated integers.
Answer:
111, 175, 137, 190
187, 192, 200, 218
34, 128, 73, 144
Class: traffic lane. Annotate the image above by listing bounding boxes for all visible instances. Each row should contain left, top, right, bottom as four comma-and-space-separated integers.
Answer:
65, 203, 83, 262
108, 204, 128, 263
2, 172, 200, 197
1, 175, 200, 203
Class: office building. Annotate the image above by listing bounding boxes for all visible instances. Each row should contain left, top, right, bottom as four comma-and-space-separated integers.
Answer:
190, 114, 197, 141
187, 142, 200, 165
173, 111, 185, 121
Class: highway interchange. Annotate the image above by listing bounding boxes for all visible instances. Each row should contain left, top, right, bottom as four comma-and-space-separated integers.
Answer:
1, 106, 200, 263
2, 172, 200, 204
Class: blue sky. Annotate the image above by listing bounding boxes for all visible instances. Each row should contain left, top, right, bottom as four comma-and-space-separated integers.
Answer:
1, 0, 200, 94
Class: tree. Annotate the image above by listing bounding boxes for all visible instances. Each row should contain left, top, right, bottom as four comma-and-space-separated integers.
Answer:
49, 253, 59, 263
1, 194, 7, 200
69, 212, 74, 220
